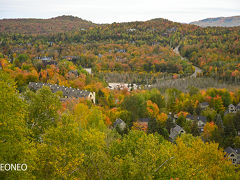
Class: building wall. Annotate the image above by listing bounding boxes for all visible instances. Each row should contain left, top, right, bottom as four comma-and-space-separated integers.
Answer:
88, 92, 96, 104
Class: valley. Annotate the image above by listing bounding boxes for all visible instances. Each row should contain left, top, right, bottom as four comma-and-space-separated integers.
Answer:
0, 14, 240, 179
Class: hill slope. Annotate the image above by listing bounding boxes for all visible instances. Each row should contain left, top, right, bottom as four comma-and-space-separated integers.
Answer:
190, 16, 240, 27
0, 15, 96, 34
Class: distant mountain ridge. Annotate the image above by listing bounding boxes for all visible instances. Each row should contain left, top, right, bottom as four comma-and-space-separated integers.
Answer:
0, 15, 180, 35
1, 15, 240, 35
0, 15, 96, 34
190, 16, 240, 27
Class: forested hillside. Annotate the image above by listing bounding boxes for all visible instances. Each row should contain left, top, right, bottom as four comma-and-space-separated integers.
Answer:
180, 26, 240, 82
191, 16, 240, 27
0, 15, 95, 34
0, 16, 240, 179
0, 17, 239, 82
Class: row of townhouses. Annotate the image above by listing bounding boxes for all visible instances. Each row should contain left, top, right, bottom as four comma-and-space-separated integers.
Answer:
28, 82, 95, 104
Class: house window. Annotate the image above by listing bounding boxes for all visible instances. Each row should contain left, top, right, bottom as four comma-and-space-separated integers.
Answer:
230, 154, 235, 157
233, 159, 236, 163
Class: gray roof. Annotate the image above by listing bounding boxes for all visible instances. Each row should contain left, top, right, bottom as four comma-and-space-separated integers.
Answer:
225, 147, 240, 155
236, 148, 240, 154
186, 114, 207, 123
62, 56, 79, 60
199, 102, 209, 106
229, 104, 235, 108
197, 116, 207, 123
174, 125, 184, 133
28, 82, 91, 98
113, 118, 126, 131
169, 125, 184, 140
236, 103, 240, 109
186, 114, 194, 120
224, 147, 235, 154
113, 118, 125, 127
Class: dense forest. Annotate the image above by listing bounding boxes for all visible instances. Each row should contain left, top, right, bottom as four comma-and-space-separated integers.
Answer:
0, 16, 240, 179
0, 16, 95, 34
0, 16, 239, 83
1, 70, 240, 179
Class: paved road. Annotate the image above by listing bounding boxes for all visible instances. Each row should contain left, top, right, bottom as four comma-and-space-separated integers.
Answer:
173, 45, 202, 78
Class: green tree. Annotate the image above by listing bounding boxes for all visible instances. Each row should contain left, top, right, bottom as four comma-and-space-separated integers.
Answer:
166, 88, 181, 112
176, 115, 186, 127
201, 108, 217, 122
188, 86, 199, 96
221, 91, 232, 107
149, 89, 165, 109
13, 54, 29, 67
212, 96, 225, 114
233, 111, 240, 133
25, 86, 61, 140
223, 114, 236, 137
0, 72, 36, 179
36, 114, 84, 179
122, 94, 147, 121
166, 116, 175, 133
215, 114, 224, 129
148, 118, 169, 138
191, 120, 200, 136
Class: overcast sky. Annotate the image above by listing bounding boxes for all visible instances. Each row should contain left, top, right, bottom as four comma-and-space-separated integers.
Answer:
0, 0, 239, 23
